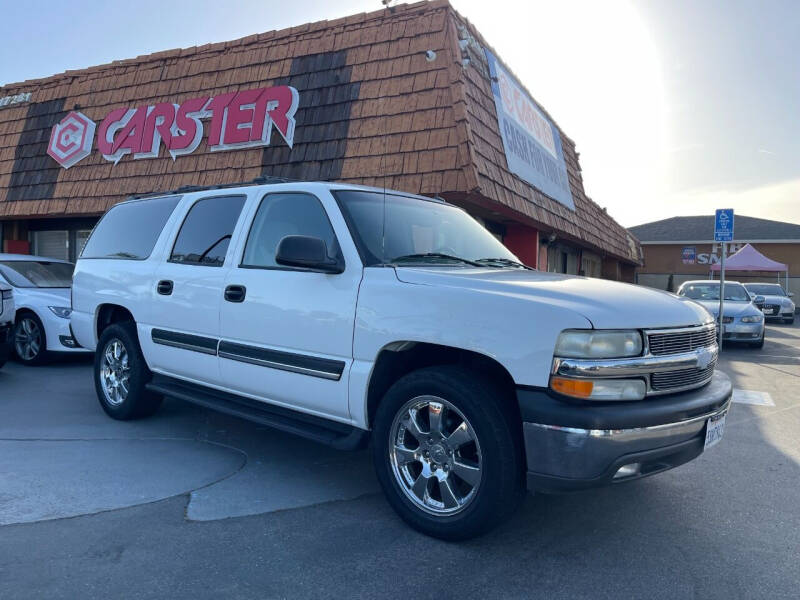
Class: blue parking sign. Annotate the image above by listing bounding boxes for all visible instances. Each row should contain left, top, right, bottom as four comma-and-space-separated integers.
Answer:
714, 209, 734, 241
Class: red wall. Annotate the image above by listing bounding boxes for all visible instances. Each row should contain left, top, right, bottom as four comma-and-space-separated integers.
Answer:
504, 224, 538, 268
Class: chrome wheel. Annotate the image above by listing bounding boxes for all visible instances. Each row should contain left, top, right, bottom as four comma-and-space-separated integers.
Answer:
389, 395, 482, 516
15, 317, 42, 361
100, 339, 130, 406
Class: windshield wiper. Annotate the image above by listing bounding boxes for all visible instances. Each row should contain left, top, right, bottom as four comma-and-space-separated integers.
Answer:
475, 257, 533, 270
390, 253, 482, 267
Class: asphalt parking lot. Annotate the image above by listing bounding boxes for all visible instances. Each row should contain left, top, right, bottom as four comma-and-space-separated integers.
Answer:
1, 323, 799, 599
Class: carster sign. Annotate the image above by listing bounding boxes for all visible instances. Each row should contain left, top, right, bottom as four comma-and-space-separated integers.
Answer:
47, 85, 299, 169
484, 49, 574, 211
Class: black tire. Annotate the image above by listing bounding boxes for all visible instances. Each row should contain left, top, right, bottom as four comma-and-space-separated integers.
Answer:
784, 317, 795, 325
372, 365, 525, 540
750, 332, 765, 349
13, 312, 49, 365
94, 321, 162, 420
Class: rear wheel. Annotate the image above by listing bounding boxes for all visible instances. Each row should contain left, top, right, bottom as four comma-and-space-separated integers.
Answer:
13, 312, 49, 365
372, 366, 524, 540
95, 322, 162, 420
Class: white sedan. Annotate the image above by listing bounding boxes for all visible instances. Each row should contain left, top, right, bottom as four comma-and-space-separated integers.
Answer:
0, 254, 91, 365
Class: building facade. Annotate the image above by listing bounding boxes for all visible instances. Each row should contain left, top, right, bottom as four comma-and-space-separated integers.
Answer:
0, 0, 639, 276
630, 215, 800, 293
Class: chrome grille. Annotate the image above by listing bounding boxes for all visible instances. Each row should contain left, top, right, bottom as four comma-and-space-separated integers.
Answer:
647, 326, 717, 356
651, 361, 716, 391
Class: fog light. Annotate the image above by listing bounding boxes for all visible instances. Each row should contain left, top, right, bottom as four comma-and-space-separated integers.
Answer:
59, 335, 77, 348
613, 463, 641, 479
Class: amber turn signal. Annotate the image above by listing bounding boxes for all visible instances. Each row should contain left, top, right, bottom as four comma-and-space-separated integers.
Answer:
550, 377, 594, 398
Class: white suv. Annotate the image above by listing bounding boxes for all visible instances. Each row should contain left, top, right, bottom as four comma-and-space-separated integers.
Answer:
71, 180, 732, 539
0, 283, 13, 369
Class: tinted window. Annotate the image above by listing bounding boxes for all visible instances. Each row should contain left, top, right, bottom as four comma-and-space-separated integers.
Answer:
170, 196, 246, 266
335, 190, 518, 266
0, 261, 74, 288
744, 284, 785, 296
242, 193, 339, 268
82, 196, 180, 260
680, 283, 750, 301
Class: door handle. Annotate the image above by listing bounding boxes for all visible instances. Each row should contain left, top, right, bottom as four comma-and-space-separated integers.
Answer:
157, 280, 173, 295
224, 285, 246, 303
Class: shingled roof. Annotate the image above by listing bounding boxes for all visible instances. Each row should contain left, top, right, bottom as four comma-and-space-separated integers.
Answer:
629, 215, 800, 243
0, 0, 639, 263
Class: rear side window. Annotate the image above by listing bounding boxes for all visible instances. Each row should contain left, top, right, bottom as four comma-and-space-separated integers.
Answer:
241, 193, 339, 269
170, 195, 246, 266
81, 196, 180, 260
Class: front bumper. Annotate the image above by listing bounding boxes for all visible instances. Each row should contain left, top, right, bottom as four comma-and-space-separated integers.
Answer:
721, 321, 763, 341
518, 370, 733, 492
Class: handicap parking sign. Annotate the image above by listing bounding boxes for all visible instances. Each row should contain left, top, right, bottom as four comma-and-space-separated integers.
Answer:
714, 209, 734, 241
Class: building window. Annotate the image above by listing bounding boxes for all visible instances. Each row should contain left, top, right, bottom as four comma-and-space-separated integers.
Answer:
31, 230, 69, 261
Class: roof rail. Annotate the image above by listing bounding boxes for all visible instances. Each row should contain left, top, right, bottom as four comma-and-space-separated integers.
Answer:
129, 176, 306, 200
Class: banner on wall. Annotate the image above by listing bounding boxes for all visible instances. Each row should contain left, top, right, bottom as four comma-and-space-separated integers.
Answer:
484, 49, 574, 211
681, 246, 697, 264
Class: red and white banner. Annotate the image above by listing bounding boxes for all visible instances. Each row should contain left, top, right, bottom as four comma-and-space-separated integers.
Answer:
47, 85, 299, 169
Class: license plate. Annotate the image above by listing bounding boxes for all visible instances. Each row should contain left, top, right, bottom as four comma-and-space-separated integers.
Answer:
704, 412, 726, 450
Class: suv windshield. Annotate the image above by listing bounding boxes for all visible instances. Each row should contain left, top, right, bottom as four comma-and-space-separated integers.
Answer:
335, 190, 522, 267
744, 284, 785, 297
680, 282, 750, 302
0, 260, 74, 288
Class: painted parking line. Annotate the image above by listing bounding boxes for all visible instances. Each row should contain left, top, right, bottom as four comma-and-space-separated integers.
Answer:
732, 389, 775, 406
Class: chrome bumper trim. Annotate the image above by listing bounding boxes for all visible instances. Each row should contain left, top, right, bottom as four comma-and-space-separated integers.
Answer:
552, 345, 718, 379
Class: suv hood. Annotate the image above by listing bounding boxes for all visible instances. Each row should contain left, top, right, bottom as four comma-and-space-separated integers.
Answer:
394, 267, 712, 329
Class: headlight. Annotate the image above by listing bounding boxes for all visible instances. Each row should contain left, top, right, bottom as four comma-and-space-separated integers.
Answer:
740, 315, 763, 323
555, 330, 642, 359
48, 306, 72, 319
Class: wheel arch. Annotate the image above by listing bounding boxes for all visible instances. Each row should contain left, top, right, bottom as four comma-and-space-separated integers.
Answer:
95, 304, 136, 341
364, 341, 519, 429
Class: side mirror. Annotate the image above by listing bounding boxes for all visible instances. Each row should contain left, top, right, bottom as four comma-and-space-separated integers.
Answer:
276, 235, 343, 274
754, 295, 766, 307
789, 292, 795, 298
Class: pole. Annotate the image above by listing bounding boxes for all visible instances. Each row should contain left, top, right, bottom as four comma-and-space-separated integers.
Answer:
718, 242, 726, 350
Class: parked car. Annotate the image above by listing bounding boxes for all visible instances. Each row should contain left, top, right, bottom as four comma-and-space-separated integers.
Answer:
0, 283, 13, 369
677, 280, 765, 348
71, 181, 733, 539
0, 254, 89, 365
744, 282, 795, 324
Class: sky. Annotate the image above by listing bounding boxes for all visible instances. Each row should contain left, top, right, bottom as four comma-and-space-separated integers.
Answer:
1, 0, 798, 228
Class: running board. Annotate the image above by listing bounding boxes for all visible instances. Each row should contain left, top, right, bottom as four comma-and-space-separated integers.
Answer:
146, 375, 369, 451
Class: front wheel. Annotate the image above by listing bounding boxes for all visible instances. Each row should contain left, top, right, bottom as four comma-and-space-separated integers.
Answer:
94, 322, 162, 420
372, 366, 524, 540
13, 313, 49, 365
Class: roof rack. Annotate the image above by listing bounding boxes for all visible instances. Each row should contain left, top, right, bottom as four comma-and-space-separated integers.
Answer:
129, 176, 302, 200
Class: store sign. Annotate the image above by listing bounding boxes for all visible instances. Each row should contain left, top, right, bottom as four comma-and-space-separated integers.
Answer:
47, 112, 96, 169
484, 49, 574, 210
47, 85, 299, 169
681, 246, 696, 264
0, 92, 32, 109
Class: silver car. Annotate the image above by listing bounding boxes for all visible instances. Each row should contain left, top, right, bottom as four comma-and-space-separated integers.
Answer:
744, 283, 795, 324
677, 280, 765, 348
